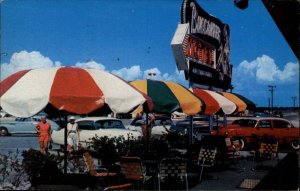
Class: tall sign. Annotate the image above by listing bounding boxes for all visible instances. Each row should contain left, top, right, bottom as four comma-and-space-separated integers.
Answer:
171, 0, 232, 90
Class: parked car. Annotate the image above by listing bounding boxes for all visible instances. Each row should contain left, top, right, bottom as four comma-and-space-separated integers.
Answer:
253, 112, 276, 118
0, 111, 16, 122
170, 115, 217, 141
211, 117, 299, 150
51, 117, 142, 149
0, 116, 61, 136
126, 115, 174, 139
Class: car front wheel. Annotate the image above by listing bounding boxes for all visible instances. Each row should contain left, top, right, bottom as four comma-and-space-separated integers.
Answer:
0, 127, 8, 136
291, 140, 299, 150
233, 137, 245, 150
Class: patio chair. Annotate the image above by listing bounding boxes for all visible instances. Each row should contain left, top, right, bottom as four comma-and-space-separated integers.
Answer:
119, 156, 151, 190
158, 157, 188, 191
197, 147, 218, 183
103, 183, 133, 191
83, 151, 117, 177
225, 138, 244, 157
251, 142, 279, 171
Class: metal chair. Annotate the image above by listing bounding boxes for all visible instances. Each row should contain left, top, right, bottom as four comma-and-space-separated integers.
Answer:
119, 156, 151, 190
198, 147, 217, 183
158, 157, 188, 191
103, 183, 133, 191
83, 151, 117, 177
252, 142, 279, 171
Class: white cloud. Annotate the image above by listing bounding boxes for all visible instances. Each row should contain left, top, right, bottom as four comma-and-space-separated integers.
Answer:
75, 60, 105, 70
111, 65, 142, 81
143, 68, 161, 80
236, 54, 299, 83
143, 67, 188, 86
1, 50, 189, 87
111, 66, 188, 85
1, 51, 61, 80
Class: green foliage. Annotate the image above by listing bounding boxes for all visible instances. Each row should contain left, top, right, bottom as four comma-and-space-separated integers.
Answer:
90, 133, 146, 164
22, 149, 63, 186
0, 150, 30, 190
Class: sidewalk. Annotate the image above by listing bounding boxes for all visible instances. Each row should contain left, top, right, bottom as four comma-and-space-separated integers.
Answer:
190, 152, 291, 190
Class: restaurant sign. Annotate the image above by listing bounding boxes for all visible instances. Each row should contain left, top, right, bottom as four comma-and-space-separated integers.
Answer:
171, 0, 232, 90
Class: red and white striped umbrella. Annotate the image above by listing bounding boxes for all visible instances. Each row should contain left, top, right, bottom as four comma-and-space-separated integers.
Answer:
192, 88, 237, 115
0, 67, 153, 117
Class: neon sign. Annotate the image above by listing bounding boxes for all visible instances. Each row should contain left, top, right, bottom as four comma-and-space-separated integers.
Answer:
183, 34, 216, 68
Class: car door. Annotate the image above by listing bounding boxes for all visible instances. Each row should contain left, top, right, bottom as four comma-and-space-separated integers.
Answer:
98, 120, 123, 137
255, 119, 274, 138
77, 120, 97, 145
14, 118, 36, 134
272, 119, 293, 140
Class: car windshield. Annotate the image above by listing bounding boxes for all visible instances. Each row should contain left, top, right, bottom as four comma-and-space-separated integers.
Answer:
78, 120, 96, 130
232, 119, 257, 127
15, 118, 31, 122
95, 120, 125, 129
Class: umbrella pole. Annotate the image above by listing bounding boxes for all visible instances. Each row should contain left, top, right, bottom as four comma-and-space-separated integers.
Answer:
146, 113, 149, 152
64, 115, 68, 174
223, 114, 227, 128
209, 115, 213, 132
216, 115, 219, 135
189, 115, 193, 145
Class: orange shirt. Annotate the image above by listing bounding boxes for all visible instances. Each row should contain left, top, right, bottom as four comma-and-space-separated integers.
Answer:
36, 122, 51, 136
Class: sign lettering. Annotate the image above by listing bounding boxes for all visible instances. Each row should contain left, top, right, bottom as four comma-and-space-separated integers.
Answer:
190, 3, 221, 42
183, 35, 215, 67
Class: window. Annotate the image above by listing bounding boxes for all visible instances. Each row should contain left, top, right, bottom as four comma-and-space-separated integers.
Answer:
98, 120, 125, 129
32, 118, 40, 122
257, 120, 272, 128
273, 120, 291, 128
131, 119, 145, 126
78, 121, 96, 130
233, 119, 256, 127
155, 119, 173, 126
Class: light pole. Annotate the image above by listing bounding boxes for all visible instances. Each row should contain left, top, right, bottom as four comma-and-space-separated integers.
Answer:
291, 96, 297, 112
268, 85, 276, 114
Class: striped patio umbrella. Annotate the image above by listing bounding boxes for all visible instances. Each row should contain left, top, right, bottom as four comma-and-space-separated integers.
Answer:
219, 92, 256, 112
130, 79, 204, 115
0, 67, 153, 117
0, 67, 153, 173
192, 88, 236, 115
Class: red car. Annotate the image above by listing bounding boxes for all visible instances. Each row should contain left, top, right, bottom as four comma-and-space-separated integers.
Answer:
212, 117, 299, 150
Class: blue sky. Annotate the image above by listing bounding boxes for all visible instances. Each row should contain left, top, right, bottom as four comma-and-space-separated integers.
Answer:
1, 0, 299, 107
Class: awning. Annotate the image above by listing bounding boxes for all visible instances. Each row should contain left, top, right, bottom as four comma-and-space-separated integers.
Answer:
192, 88, 237, 115
219, 92, 256, 112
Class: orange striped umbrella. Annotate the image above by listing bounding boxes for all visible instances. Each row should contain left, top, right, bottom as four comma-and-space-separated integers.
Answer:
192, 88, 236, 114
130, 79, 204, 115
219, 92, 256, 112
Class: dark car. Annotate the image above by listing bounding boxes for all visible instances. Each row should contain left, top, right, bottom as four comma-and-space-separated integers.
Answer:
171, 115, 217, 141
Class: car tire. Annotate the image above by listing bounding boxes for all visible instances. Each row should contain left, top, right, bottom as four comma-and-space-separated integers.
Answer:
233, 137, 245, 150
291, 140, 299, 150
0, 127, 8, 136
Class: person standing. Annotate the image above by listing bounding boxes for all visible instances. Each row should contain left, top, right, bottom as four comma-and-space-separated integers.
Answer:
35, 116, 52, 154
141, 113, 155, 142
67, 116, 80, 152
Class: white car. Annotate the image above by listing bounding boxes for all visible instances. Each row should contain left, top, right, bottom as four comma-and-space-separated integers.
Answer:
126, 116, 174, 139
51, 117, 142, 149
0, 116, 60, 136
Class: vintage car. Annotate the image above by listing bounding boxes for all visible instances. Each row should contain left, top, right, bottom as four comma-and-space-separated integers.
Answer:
51, 117, 142, 149
212, 117, 299, 150
0, 116, 60, 136
126, 115, 174, 139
